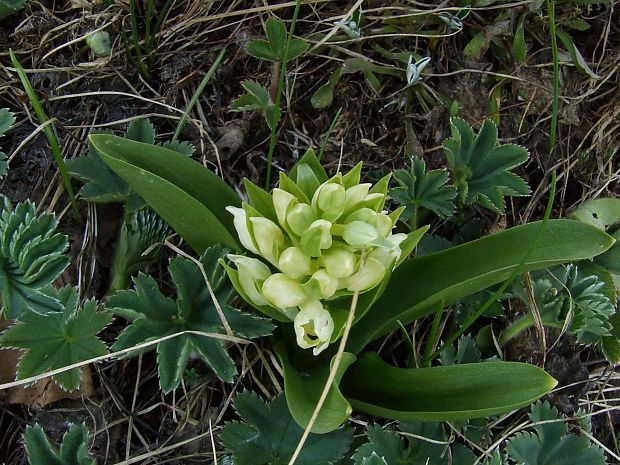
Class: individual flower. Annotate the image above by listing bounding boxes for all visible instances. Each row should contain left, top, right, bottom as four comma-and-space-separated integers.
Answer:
294, 301, 334, 355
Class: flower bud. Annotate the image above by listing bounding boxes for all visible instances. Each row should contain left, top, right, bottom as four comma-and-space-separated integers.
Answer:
287, 203, 316, 237
249, 217, 286, 265
342, 257, 386, 292
343, 221, 379, 247
262, 273, 307, 309
305, 269, 339, 299
321, 247, 357, 278
294, 300, 334, 355
344, 183, 371, 211
279, 246, 312, 279
301, 219, 333, 257
226, 206, 259, 254
313, 182, 346, 221
345, 207, 376, 224
272, 188, 296, 228
373, 213, 393, 237
228, 255, 271, 306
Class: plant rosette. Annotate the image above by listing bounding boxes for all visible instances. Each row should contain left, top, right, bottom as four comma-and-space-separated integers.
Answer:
222, 148, 427, 355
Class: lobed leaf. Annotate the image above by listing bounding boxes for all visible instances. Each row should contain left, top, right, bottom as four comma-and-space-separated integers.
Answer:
108, 247, 273, 392
220, 391, 353, 465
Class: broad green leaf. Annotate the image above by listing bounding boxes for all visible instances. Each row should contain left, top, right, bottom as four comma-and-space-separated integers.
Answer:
342, 58, 402, 78
505, 401, 606, 465
108, 247, 273, 392
341, 352, 557, 421
24, 423, 96, 465
444, 118, 530, 212
347, 219, 614, 352
0, 195, 69, 317
273, 337, 356, 433
0, 287, 111, 390
90, 134, 241, 253
569, 198, 620, 230
556, 29, 599, 79
220, 391, 353, 465
391, 157, 457, 223
243, 178, 278, 223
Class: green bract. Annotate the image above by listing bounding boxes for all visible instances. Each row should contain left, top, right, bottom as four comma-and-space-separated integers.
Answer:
224, 149, 413, 355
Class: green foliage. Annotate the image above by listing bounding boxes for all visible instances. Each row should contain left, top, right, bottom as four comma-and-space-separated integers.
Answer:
89, 133, 241, 253
108, 246, 273, 392
220, 391, 353, 465
569, 198, 620, 274
0, 0, 27, 21
505, 401, 606, 465
391, 157, 457, 227
352, 422, 476, 465
0, 287, 111, 390
66, 119, 193, 211
230, 81, 280, 130
246, 17, 308, 62
0, 195, 70, 318
0, 107, 16, 178
439, 335, 482, 365
24, 423, 96, 465
512, 265, 616, 346
108, 208, 172, 293
444, 118, 530, 212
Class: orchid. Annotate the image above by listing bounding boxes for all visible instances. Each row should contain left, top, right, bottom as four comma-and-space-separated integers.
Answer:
223, 149, 414, 354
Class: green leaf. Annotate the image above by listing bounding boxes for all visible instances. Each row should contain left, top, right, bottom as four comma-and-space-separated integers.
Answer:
108, 208, 172, 293
513, 16, 527, 64
289, 147, 329, 186
0, 0, 26, 20
505, 401, 606, 465
246, 40, 279, 62
0, 108, 16, 136
273, 337, 356, 434
126, 118, 155, 144
347, 219, 614, 352
287, 38, 309, 61
24, 423, 96, 465
66, 130, 135, 204
89, 133, 241, 253
391, 157, 457, 223
556, 29, 599, 79
266, 18, 287, 58
311, 68, 343, 109
513, 265, 617, 346
220, 391, 353, 465
0, 287, 111, 390
353, 422, 476, 465
0, 195, 70, 318
109, 247, 273, 392
0, 151, 7, 178
569, 198, 620, 230
464, 31, 490, 60
340, 353, 557, 421
444, 118, 530, 212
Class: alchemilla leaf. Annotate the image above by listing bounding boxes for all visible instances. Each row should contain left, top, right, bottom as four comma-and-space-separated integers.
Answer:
505, 401, 606, 465
353, 422, 476, 465
391, 157, 457, 223
108, 245, 274, 392
0, 287, 111, 390
444, 117, 530, 212
0, 195, 70, 318
220, 391, 353, 465
24, 423, 96, 465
